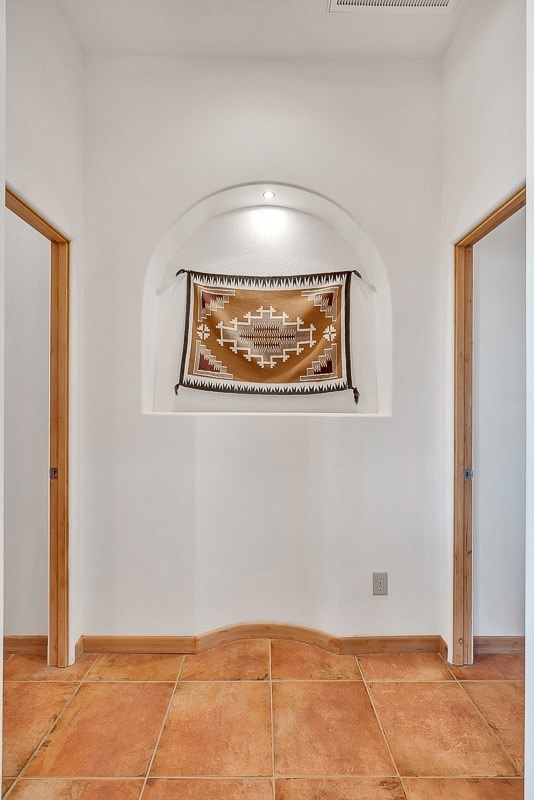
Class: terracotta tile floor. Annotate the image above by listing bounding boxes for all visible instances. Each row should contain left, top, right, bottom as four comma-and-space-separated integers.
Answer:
2, 642, 524, 799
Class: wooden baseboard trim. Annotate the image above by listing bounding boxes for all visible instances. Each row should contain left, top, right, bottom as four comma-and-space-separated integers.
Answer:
438, 637, 449, 661
197, 623, 339, 654
474, 636, 525, 655
81, 636, 196, 655
77, 624, 448, 661
340, 635, 446, 657
75, 636, 84, 662
4, 635, 48, 656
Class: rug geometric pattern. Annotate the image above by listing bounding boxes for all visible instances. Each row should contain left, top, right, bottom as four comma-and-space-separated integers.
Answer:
176, 270, 357, 398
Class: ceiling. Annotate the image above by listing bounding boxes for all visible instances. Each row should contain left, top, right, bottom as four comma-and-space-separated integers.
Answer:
57, 0, 471, 60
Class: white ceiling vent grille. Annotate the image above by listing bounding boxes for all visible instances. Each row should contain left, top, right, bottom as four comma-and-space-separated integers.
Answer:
328, 0, 459, 13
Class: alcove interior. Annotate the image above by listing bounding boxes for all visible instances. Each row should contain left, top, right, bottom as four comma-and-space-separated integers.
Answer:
143, 183, 392, 414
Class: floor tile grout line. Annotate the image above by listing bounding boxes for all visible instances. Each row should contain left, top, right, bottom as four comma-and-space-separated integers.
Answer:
353, 655, 365, 681
445, 658, 523, 776
449, 663, 469, 689
446, 654, 525, 684
144, 678, 352, 684
80, 652, 103, 682
4, 678, 182, 686
268, 641, 277, 799
365, 674, 523, 783
4, 773, 525, 781
360, 672, 408, 800
398, 774, 524, 780
3, 653, 99, 685
81, 654, 186, 684
16, 676, 508, 684
440, 655, 458, 682
455, 678, 525, 683
15, 679, 84, 774
357, 653, 459, 685
74, 679, 179, 684
454, 677, 523, 776
9, 676, 524, 684
10, 672, 525, 683
3, 680, 88, 685
138, 655, 185, 800
4, 676, 87, 799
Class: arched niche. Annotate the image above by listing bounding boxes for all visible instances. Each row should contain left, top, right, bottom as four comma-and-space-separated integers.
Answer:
143, 183, 392, 415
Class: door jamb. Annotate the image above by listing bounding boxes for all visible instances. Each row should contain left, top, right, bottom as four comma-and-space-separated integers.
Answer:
453, 185, 526, 665
5, 188, 70, 668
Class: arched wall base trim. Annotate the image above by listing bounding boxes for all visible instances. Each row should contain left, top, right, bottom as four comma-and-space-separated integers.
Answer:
75, 622, 448, 662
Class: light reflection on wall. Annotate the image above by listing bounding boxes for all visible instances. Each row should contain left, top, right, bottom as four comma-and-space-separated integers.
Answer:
248, 207, 289, 239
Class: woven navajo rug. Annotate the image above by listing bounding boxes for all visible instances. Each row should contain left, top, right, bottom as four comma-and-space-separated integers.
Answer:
175, 270, 359, 401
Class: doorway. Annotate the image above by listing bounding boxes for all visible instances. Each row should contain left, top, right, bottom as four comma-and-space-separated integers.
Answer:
4, 189, 70, 668
453, 186, 526, 666
472, 209, 526, 654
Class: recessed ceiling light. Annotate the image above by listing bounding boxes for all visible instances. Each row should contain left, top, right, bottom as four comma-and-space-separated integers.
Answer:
263, 191, 275, 200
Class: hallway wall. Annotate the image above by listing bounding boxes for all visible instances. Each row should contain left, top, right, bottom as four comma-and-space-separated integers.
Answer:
524, 0, 534, 787
83, 56, 443, 637
6, 0, 86, 660
4, 209, 50, 635
473, 208, 526, 637
4, 0, 527, 657
439, 0, 526, 649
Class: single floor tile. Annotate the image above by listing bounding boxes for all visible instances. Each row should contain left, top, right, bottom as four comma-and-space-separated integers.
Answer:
3, 682, 77, 776
271, 641, 361, 681
86, 653, 184, 682
24, 683, 173, 778
450, 654, 524, 681
143, 779, 274, 799
151, 682, 272, 776
403, 778, 523, 799
369, 682, 518, 777
358, 653, 453, 683
273, 681, 394, 776
276, 778, 406, 799
4, 654, 97, 683
462, 681, 524, 773
181, 639, 270, 681
7, 780, 143, 799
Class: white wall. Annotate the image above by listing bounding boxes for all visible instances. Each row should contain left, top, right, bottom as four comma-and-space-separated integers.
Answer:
4, 209, 50, 634
440, 0, 526, 650
524, 0, 534, 791
5, 0, 528, 668
473, 208, 526, 637
83, 56, 443, 637
6, 0, 85, 661
0, 0, 7, 757
441, 0, 526, 240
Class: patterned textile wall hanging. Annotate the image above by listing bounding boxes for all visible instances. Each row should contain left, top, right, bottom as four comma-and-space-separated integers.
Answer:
175, 270, 360, 403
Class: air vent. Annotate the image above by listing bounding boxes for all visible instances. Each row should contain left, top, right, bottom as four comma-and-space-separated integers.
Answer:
328, 0, 459, 13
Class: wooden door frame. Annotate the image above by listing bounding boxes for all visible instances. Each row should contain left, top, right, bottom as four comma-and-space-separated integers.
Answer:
5, 188, 70, 668
453, 185, 526, 665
